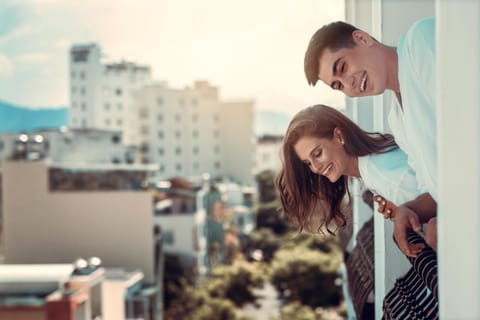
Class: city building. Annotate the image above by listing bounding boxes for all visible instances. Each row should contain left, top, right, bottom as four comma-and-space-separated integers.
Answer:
69, 44, 256, 186
0, 160, 164, 319
69, 44, 151, 146
153, 177, 209, 274
136, 80, 256, 185
0, 128, 134, 164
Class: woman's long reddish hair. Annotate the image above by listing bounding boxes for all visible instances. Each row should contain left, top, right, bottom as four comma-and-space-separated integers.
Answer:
275, 105, 397, 233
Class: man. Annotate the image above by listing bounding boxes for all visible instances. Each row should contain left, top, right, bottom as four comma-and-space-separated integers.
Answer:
303, 18, 437, 257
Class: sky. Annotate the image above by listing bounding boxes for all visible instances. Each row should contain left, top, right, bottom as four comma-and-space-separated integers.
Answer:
0, 0, 345, 116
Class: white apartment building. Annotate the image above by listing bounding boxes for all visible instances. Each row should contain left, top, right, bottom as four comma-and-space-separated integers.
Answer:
136, 80, 256, 186
69, 44, 151, 146
69, 44, 256, 186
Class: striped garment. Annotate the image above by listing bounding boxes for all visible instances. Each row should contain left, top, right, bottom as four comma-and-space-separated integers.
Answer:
382, 232, 438, 320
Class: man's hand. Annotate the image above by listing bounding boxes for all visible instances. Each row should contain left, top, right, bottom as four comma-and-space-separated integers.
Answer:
424, 217, 437, 251
393, 205, 425, 257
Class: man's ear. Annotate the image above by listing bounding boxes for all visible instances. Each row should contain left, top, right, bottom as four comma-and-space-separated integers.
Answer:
334, 127, 345, 145
352, 30, 374, 46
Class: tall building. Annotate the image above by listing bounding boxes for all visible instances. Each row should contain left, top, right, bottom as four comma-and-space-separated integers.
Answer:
136, 80, 256, 185
69, 44, 256, 186
69, 44, 151, 145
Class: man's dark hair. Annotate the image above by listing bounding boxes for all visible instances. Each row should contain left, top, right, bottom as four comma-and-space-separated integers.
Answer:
304, 21, 359, 86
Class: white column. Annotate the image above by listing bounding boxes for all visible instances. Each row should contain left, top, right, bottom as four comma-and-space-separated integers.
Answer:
436, 1, 480, 318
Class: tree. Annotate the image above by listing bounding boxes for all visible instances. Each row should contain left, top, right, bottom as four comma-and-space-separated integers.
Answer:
270, 246, 343, 308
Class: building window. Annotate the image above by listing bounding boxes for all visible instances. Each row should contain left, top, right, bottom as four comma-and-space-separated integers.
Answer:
71, 71, 76, 78
80, 72, 85, 80
140, 143, 149, 153
112, 135, 121, 144
214, 130, 219, 137
117, 103, 122, 111
141, 126, 149, 135
192, 130, 198, 138
179, 98, 184, 106
139, 108, 149, 118
214, 145, 220, 153
81, 103, 86, 111
80, 87, 86, 95
175, 114, 181, 122
104, 103, 110, 111
214, 114, 219, 122
159, 164, 165, 173
157, 114, 163, 122
214, 161, 221, 170
175, 131, 181, 138
192, 114, 198, 122
105, 119, 111, 126
191, 98, 197, 106
82, 118, 87, 127
158, 131, 164, 139
193, 146, 199, 154
193, 162, 199, 170
72, 102, 77, 109
117, 119, 123, 126
157, 98, 163, 106
176, 163, 182, 172
71, 86, 76, 94
175, 147, 182, 155
116, 88, 122, 96
158, 148, 164, 156
163, 230, 174, 245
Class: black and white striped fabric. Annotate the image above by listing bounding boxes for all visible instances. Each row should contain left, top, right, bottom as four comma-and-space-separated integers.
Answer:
382, 232, 438, 320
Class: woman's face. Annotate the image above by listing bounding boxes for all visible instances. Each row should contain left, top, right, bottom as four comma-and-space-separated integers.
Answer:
293, 130, 359, 182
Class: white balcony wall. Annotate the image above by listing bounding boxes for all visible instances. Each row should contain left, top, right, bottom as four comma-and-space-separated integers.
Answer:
436, 1, 480, 318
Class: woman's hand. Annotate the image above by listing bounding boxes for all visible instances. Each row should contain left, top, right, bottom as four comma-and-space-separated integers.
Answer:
374, 195, 398, 220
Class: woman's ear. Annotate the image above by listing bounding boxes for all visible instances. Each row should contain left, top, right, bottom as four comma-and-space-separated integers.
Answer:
334, 127, 345, 145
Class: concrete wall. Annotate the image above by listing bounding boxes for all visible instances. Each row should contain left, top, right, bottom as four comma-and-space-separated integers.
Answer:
2, 161, 155, 283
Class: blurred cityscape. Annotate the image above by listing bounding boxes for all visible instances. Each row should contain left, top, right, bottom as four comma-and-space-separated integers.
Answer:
0, 43, 344, 319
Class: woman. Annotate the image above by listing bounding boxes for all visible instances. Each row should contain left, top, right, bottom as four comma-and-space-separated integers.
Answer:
276, 104, 420, 234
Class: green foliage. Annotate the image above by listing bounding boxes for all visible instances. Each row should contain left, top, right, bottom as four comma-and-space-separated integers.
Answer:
256, 169, 278, 203
205, 260, 265, 306
243, 228, 281, 263
270, 246, 343, 308
255, 201, 293, 235
163, 253, 194, 310
165, 286, 237, 320
274, 301, 326, 320
281, 231, 340, 255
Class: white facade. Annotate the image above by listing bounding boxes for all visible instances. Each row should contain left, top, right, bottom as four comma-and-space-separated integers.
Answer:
1, 161, 156, 283
69, 44, 151, 146
219, 100, 256, 186
136, 80, 256, 186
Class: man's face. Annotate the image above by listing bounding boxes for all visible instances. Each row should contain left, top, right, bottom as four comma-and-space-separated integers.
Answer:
317, 31, 389, 97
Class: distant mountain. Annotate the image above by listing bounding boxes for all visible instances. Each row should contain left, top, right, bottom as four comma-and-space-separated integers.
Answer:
0, 100, 68, 133
255, 109, 290, 137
